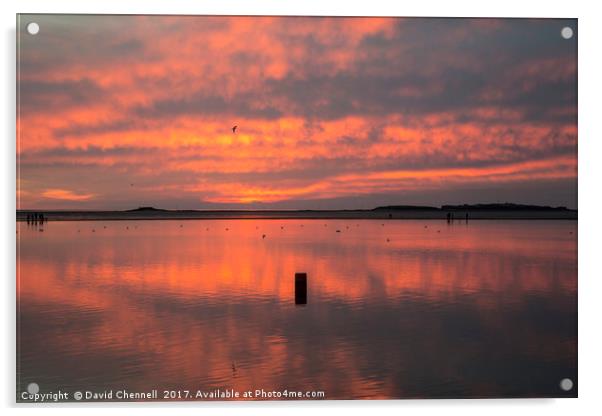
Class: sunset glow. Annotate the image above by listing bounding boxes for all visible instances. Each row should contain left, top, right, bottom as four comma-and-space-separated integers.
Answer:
17, 16, 577, 209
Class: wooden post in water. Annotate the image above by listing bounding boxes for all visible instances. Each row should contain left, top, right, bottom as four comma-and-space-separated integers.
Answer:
295, 272, 307, 305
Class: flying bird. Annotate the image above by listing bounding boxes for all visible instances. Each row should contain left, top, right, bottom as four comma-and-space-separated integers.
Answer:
232, 125, 237, 133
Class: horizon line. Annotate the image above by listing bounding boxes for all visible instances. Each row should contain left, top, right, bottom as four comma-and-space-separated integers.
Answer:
16, 203, 577, 213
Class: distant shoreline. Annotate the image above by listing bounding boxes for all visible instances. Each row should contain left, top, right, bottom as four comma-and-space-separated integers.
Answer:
16, 205, 577, 221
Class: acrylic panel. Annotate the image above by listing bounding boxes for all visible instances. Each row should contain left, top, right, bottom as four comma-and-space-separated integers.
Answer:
16, 14, 577, 402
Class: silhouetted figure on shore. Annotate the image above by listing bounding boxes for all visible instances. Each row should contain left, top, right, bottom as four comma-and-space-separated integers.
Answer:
446, 212, 451, 223
465, 213, 469, 223
31, 213, 42, 225
25, 212, 46, 226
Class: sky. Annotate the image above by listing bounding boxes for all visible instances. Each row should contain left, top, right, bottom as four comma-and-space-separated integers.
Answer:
17, 15, 577, 210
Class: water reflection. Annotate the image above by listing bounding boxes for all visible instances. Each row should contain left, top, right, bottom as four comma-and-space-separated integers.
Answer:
17, 220, 577, 399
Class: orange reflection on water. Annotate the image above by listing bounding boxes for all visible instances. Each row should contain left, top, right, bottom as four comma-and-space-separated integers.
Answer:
17, 219, 577, 399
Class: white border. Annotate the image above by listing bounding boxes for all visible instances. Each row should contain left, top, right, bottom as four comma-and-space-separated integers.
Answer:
3, 1, 602, 415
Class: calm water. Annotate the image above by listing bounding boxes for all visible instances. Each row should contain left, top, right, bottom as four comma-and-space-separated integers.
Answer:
17, 219, 577, 400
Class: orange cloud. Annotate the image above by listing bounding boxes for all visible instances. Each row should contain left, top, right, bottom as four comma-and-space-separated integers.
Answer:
42, 189, 96, 201
16, 16, 577, 209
